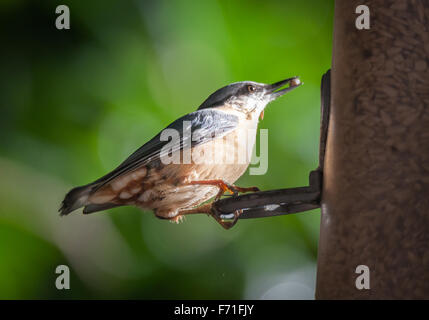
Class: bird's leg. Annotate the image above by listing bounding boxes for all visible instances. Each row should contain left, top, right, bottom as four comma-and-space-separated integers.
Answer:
231, 186, 260, 194
212, 208, 243, 230
189, 180, 237, 199
188, 180, 260, 200
172, 202, 243, 230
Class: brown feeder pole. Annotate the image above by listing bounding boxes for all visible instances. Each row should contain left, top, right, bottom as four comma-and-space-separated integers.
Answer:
316, 1, 429, 299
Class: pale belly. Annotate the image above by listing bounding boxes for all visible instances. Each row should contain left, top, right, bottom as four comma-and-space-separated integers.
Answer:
88, 116, 258, 218
139, 129, 253, 218
145, 162, 250, 217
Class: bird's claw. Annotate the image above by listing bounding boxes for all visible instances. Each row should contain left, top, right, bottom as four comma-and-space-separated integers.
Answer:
217, 209, 243, 230
170, 215, 186, 224
215, 184, 259, 200
228, 185, 239, 197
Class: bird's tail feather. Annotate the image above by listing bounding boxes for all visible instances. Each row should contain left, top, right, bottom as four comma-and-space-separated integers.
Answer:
83, 203, 122, 214
59, 184, 95, 216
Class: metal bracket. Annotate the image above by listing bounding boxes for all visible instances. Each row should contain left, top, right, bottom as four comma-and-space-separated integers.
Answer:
213, 69, 331, 221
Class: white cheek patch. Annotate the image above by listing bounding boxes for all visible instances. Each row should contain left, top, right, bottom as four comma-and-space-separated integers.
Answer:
249, 99, 269, 116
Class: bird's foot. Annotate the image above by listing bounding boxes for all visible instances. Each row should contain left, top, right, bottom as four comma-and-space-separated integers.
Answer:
188, 180, 260, 201
217, 185, 260, 200
215, 183, 239, 200
170, 215, 186, 224
210, 208, 243, 230
230, 185, 260, 194
188, 180, 237, 200
173, 202, 243, 230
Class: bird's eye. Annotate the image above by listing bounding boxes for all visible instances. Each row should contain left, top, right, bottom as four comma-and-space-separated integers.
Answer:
247, 85, 256, 92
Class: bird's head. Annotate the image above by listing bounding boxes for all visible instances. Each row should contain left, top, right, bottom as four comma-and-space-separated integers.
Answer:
198, 77, 302, 119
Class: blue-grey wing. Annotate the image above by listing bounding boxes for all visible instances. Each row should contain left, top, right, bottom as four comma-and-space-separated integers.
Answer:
92, 108, 239, 190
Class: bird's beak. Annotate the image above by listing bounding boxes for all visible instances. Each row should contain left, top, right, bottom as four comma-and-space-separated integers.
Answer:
265, 76, 302, 101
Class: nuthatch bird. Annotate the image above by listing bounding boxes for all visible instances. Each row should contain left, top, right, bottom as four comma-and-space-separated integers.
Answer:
60, 77, 302, 229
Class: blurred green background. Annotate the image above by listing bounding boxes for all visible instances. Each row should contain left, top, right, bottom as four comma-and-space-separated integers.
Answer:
0, 0, 333, 299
